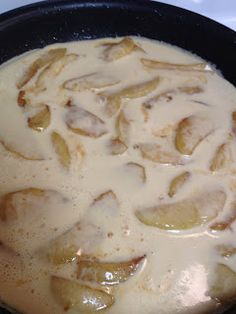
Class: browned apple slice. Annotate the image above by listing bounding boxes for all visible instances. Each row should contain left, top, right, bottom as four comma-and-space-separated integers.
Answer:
135, 189, 226, 230
27, 105, 51, 132
0, 188, 56, 221
232, 111, 236, 136
175, 115, 213, 155
51, 276, 114, 312
51, 131, 71, 169
210, 201, 236, 231
17, 90, 27, 107
216, 245, 236, 258
0, 140, 43, 160
116, 110, 130, 143
65, 106, 107, 138
141, 58, 212, 72
168, 171, 190, 197
93, 190, 118, 205
125, 162, 146, 183
140, 143, 184, 165
108, 138, 128, 155
35, 53, 78, 91
63, 72, 119, 91
102, 37, 143, 61
77, 255, 145, 285
208, 264, 236, 303
210, 143, 233, 171
17, 48, 67, 89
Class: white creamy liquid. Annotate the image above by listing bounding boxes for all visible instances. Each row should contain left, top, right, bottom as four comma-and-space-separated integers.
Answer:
0, 37, 236, 314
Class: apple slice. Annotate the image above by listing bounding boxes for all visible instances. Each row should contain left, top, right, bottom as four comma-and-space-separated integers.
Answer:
108, 138, 128, 155
51, 131, 71, 169
216, 245, 236, 258
116, 110, 130, 144
65, 106, 107, 138
102, 37, 143, 61
135, 188, 226, 230
178, 86, 204, 94
140, 143, 184, 165
168, 171, 190, 197
175, 115, 213, 155
93, 190, 118, 205
28, 105, 51, 132
210, 143, 233, 171
17, 90, 27, 107
77, 255, 145, 285
17, 48, 67, 89
63, 72, 119, 91
35, 53, 78, 91
210, 201, 236, 231
104, 95, 122, 116
51, 276, 114, 312
0, 188, 63, 222
125, 162, 146, 183
0, 140, 43, 161
141, 58, 212, 72
208, 264, 236, 303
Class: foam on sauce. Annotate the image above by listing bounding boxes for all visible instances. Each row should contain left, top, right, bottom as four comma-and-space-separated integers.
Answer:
0, 37, 236, 314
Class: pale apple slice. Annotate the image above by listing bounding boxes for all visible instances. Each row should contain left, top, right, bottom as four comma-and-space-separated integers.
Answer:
125, 162, 146, 183
175, 115, 213, 155
28, 105, 51, 132
17, 48, 67, 89
208, 264, 236, 303
141, 58, 212, 72
51, 131, 71, 169
108, 138, 128, 155
102, 37, 143, 61
35, 53, 78, 91
210, 201, 236, 231
0, 188, 60, 222
93, 190, 118, 205
104, 95, 122, 116
140, 143, 184, 165
0, 140, 43, 161
216, 245, 236, 258
51, 276, 114, 312
210, 143, 233, 171
178, 86, 204, 94
116, 110, 130, 144
63, 72, 119, 91
135, 189, 226, 230
168, 171, 190, 198
77, 255, 145, 285
65, 106, 107, 138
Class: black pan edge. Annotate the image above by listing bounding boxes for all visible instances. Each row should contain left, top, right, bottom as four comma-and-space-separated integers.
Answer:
0, 1, 236, 313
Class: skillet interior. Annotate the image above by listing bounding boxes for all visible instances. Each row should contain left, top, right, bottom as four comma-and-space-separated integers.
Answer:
0, 1, 236, 313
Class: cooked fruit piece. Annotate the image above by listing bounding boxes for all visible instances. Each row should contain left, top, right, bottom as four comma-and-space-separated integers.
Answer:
35, 53, 78, 91
17, 48, 67, 89
93, 190, 118, 205
0, 140, 43, 160
108, 138, 128, 155
210, 143, 233, 171
63, 72, 119, 91
105, 95, 122, 116
116, 110, 130, 143
175, 115, 213, 155
135, 189, 226, 230
208, 264, 236, 303
65, 106, 107, 138
178, 86, 204, 94
51, 276, 114, 312
28, 105, 51, 132
0, 188, 55, 221
51, 131, 71, 169
77, 255, 145, 285
48, 245, 78, 265
102, 37, 143, 61
168, 171, 190, 197
17, 90, 27, 107
125, 162, 146, 183
232, 111, 236, 136
216, 245, 236, 258
140, 143, 184, 165
141, 58, 212, 72
210, 201, 236, 231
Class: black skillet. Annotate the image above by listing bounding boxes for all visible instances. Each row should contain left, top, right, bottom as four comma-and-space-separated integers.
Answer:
0, 0, 236, 313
